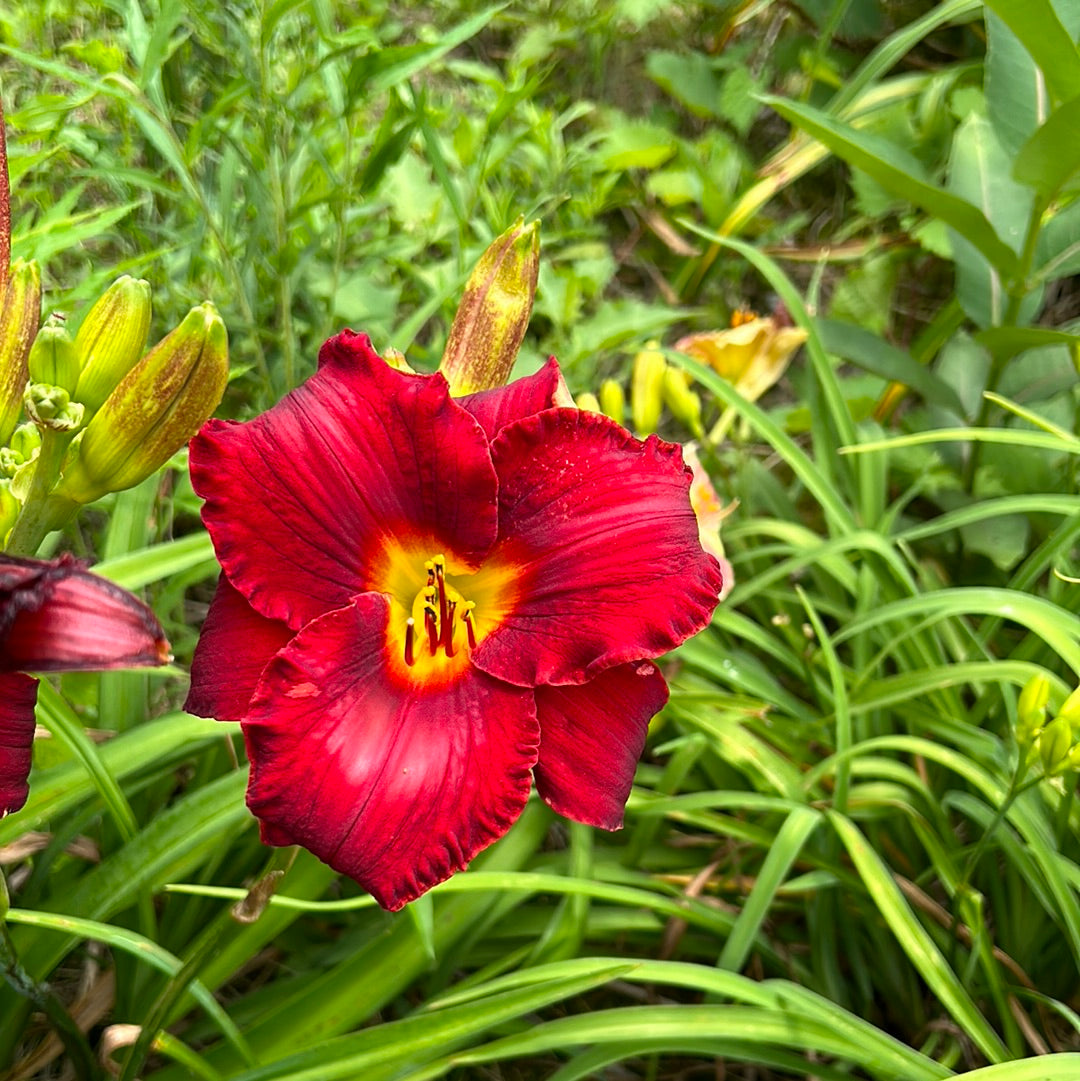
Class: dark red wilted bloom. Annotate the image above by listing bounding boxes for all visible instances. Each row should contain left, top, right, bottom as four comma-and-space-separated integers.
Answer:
186, 331, 724, 910
0, 553, 170, 816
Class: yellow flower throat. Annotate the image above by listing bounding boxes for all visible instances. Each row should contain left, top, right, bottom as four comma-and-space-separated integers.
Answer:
403, 554, 477, 665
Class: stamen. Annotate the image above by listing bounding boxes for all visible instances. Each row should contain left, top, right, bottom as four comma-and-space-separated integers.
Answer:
443, 599, 457, 657
404, 618, 415, 666
432, 555, 448, 631
462, 603, 478, 648
424, 607, 439, 654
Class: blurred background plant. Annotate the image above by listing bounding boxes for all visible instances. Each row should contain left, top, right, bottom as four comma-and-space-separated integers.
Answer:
3, 0, 1080, 1079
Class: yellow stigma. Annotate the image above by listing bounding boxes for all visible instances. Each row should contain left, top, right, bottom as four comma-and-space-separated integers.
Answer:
374, 539, 519, 687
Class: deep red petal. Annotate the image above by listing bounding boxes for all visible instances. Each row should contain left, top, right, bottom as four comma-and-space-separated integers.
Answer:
534, 661, 668, 830
190, 330, 498, 631
185, 575, 294, 721
0, 672, 38, 816
0, 554, 169, 674
474, 409, 724, 685
242, 592, 539, 910
458, 357, 569, 439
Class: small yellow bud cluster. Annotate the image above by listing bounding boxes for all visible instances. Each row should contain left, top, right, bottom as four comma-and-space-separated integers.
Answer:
1016, 675, 1080, 777
576, 310, 807, 444
574, 342, 704, 440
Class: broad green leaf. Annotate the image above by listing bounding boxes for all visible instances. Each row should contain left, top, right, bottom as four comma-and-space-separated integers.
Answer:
817, 318, 965, 413
763, 97, 1020, 278
976, 324, 1080, 357
985, 10, 1051, 156
983, 0, 1080, 105
947, 114, 1040, 327
1013, 93, 1080, 196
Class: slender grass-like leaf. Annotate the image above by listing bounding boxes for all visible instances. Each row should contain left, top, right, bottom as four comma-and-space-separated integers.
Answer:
4, 909, 251, 1062
829, 812, 1010, 1063
33, 681, 138, 841
718, 806, 822, 972
97, 531, 217, 590
0, 713, 228, 846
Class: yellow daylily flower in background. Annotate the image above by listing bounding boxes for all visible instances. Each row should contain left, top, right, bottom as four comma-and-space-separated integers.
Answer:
675, 309, 807, 405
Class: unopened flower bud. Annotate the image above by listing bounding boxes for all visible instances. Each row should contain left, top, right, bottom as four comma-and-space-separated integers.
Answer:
575, 391, 602, 413
73, 275, 152, 413
1038, 715, 1073, 775
440, 218, 540, 395
24, 382, 85, 432
598, 378, 626, 426
631, 344, 667, 435
0, 259, 41, 445
57, 302, 228, 504
1017, 674, 1050, 745
1057, 685, 1080, 725
0, 480, 18, 542
9, 422, 40, 461
663, 366, 703, 436
29, 318, 80, 391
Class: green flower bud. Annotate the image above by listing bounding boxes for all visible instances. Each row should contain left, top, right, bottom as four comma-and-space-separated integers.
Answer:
663, 365, 703, 437
29, 318, 80, 391
1016, 674, 1051, 745
631, 344, 667, 436
23, 382, 85, 432
0, 479, 18, 543
0, 259, 42, 446
440, 218, 540, 395
73, 275, 152, 413
598, 378, 626, 426
9, 422, 40, 460
575, 391, 602, 413
1057, 684, 1080, 725
57, 302, 228, 504
1038, 715, 1073, 775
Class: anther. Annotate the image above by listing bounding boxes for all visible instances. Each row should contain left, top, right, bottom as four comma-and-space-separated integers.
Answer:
462, 604, 478, 648
404, 618, 415, 666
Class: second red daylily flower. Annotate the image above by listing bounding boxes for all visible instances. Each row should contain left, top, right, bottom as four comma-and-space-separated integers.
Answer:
0, 553, 170, 816
186, 331, 724, 910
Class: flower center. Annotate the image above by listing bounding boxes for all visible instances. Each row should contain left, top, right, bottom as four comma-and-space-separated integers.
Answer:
371, 536, 520, 689
403, 554, 478, 667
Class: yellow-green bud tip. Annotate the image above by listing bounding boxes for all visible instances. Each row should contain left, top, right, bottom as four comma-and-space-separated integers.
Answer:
439, 218, 540, 395
74, 275, 152, 413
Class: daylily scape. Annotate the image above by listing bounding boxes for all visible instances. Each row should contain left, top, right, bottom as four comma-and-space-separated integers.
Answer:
0, 553, 170, 816
187, 330, 724, 910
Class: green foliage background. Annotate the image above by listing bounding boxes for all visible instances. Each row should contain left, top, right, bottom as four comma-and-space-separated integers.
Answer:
4, 0, 1080, 1078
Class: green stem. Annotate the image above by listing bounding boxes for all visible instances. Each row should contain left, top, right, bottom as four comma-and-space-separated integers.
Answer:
4, 429, 79, 555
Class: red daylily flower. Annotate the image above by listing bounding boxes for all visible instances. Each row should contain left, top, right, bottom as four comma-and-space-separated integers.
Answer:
186, 330, 724, 910
0, 553, 170, 816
